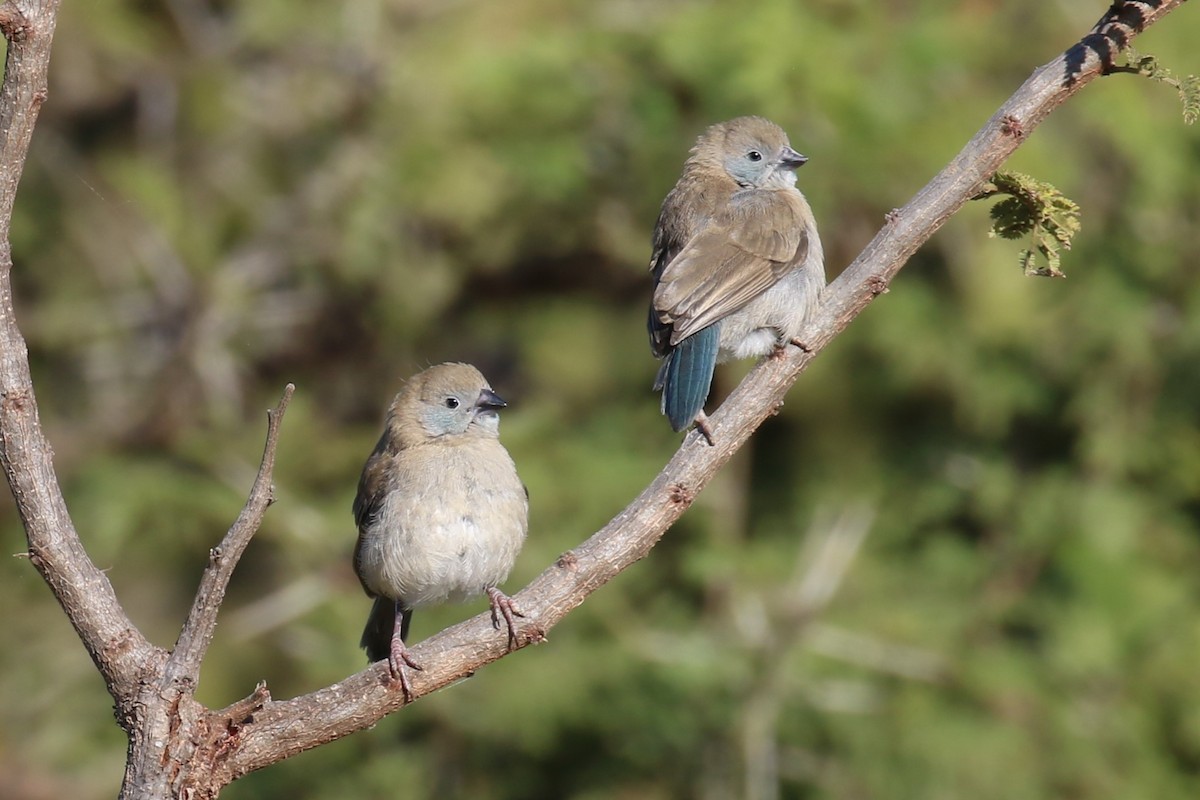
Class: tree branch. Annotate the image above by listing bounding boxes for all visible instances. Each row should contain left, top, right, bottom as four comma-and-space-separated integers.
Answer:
165, 385, 295, 686
208, 0, 1190, 783
0, 0, 162, 703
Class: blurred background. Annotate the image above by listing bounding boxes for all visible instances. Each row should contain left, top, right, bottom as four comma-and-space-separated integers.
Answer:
2, 1, 1199, 798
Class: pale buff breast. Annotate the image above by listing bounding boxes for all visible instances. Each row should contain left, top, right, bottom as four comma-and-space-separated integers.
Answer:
355, 438, 528, 609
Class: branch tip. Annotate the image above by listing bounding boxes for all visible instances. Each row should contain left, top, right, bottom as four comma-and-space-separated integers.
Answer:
266, 383, 295, 429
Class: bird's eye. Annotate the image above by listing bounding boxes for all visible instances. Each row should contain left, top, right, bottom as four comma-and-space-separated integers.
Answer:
747, 150, 762, 162
444, 397, 460, 409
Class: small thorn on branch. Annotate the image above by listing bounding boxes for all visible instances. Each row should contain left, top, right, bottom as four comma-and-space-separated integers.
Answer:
215, 681, 271, 733
1000, 113, 1026, 139
668, 483, 694, 505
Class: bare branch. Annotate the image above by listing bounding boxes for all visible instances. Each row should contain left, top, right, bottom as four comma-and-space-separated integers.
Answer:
0, 0, 162, 702
166, 385, 295, 685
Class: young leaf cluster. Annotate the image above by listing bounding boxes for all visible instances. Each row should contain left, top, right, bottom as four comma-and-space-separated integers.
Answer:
1116, 49, 1200, 125
973, 172, 1082, 278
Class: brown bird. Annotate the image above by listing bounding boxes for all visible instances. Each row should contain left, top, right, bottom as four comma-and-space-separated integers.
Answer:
353, 362, 529, 698
648, 116, 825, 437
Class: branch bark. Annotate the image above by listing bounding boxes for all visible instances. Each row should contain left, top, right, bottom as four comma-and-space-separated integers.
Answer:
0, 1, 1189, 798
0, 0, 164, 704
118, 389, 294, 798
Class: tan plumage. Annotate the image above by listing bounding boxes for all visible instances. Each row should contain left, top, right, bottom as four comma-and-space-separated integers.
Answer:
353, 362, 528, 696
648, 116, 825, 433
654, 190, 812, 344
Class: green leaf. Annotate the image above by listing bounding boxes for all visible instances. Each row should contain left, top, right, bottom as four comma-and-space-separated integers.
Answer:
973, 171, 1080, 277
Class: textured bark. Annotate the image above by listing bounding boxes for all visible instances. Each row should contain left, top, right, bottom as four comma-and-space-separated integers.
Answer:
0, 1, 1188, 797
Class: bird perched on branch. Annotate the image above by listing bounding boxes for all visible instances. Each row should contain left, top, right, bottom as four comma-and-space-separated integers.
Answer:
647, 116, 825, 439
353, 362, 528, 698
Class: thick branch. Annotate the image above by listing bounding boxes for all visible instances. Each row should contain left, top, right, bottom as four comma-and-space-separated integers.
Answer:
0, 0, 161, 701
211, 0, 1189, 782
166, 385, 295, 686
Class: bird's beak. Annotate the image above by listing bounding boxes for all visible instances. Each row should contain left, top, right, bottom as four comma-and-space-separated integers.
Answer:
779, 146, 808, 169
475, 388, 507, 411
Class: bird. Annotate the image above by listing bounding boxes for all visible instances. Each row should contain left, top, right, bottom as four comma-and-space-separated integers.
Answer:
647, 116, 825, 439
352, 362, 529, 698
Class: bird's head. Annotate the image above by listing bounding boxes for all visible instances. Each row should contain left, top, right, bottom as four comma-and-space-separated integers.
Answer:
697, 116, 807, 190
389, 362, 508, 446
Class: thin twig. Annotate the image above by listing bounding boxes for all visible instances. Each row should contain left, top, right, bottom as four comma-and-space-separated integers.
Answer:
165, 384, 295, 685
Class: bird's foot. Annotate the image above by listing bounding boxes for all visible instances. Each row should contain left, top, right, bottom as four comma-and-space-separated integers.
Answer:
487, 587, 525, 649
787, 337, 813, 353
693, 410, 715, 446
770, 338, 811, 359
387, 636, 423, 701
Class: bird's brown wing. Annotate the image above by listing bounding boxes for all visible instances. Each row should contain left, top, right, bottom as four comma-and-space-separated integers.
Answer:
648, 183, 702, 357
653, 189, 809, 346
352, 432, 396, 596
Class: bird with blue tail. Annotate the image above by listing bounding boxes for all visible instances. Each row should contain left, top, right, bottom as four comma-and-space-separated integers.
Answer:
648, 116, 825, 441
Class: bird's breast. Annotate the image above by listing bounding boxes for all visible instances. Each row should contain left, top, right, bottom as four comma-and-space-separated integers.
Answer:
355, 442, 528, 608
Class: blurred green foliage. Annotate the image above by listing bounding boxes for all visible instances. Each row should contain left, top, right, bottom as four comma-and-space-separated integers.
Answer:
1, 1, 1199, 798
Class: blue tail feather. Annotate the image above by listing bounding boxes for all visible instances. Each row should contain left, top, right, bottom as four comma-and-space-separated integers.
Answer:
659, 325, 720, 432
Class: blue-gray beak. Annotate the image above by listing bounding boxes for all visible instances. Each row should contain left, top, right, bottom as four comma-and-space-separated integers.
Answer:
475, 388, 507, 411
779, 146, 808, 169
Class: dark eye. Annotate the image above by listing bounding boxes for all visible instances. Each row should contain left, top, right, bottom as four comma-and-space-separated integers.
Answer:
747, 150, 762, 162
444, 397, 460, 409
